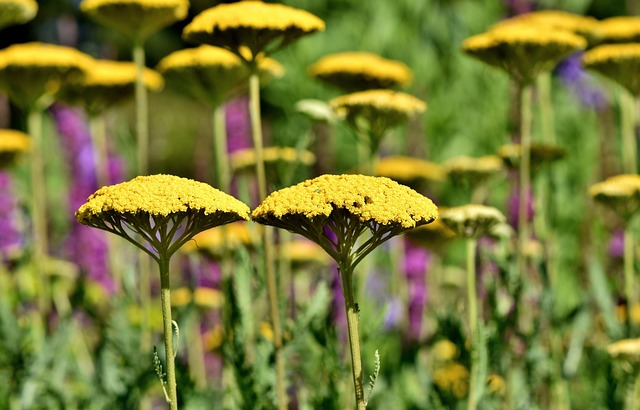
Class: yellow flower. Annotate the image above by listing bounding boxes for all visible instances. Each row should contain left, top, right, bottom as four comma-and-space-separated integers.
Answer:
375, 155, 445, 184
497, 142, 567, 169
486, 374, 507, 396
0, 42, 93, 109
76, 174, 250, 259
230, 146, 316, 173
80, 0, 189, 41
405, 216, 457, 253
432, 339, 459, 363
157, 45, 283, 106
308, 51, 412, 91
0, 128, 31, 168
433, 362, 469, 398
260, 321, 274, 342
583, 44, 640, 96
595, 16, 640, 44
170, 286, 192, 307
440, 204, 506, 239
493, 10, 598, 39
181, 221, 256, 256
444, 155, 504, 184
616, 303, 640, 325
279, 239, 331, 267
183, 1, 325, 62
253, 174, 438, 269
193, 287, 224, 309
589, 174, 640, 220
60, 59, 163, 115
203, 325, 225, 350
0, 0, 37, 29
607, 338, 640, 365
462, 24, 586, 84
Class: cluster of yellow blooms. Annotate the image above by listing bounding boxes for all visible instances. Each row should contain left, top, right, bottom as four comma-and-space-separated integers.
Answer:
375, 155, 445, 184
0, 0, 37, 29
330, 89, 427, 121
439, 204, 506, 239
583, 44, 640, 95
230, 146, 316, 173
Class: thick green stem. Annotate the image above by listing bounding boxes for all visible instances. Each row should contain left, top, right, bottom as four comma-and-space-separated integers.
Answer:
621, 91, 637, 174
340, 265, 367, 410
517, 84, 533, 277
159, 255, 178, 410
625, 226, 636, 336
213, 105, 231, 192
466, 238, 478, 410
27, 108, 49, 314
630, 371, 640, 410
249, 70, 287, 410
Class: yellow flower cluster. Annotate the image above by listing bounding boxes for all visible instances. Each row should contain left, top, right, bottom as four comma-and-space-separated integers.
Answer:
171, 287, 224, 309
589, 174, 640, 201
80, 0, 189, 40
252, 174, 438, 229
433, 362, 469, 398
494, 10, 598, 38
331, 89, 426, 118
0, 42, 93, 109
607, 338, 640, 364
183, 1, 325, 59
181, 221, 256, 255
583, 44, 640, 95
595, 16, 640, 44
375, 155, 445, 183
76, 174, 251, 222
406, 217, 457, 252
280, 239, 330, 266
444, 155, 503, 179
497, 142, 566, 168
462, 25, 586, 84
439, 204, 506, 239
308, 51, 413, 91
432, 339, 459, 363
230, 146, 316, 173
0, 0, 37, 29
0, 129, 31, 153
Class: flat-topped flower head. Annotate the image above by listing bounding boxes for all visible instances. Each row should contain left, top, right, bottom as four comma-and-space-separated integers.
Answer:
607, 338, 640, 366
80, 0, 189, 41
406, 217, 457, 253
0, 128, 31, 168
182, 1, 325, 64
60, 59, 164, 115
230, 146, 316, 174
252, 174, 438, 269
76, 174, 250, 260
280, 239, 331, 268
308, 51, 413, 91
444, 155, 504, 186
497, 142, 567, 170
493, 10, 599, 40
583, 44, 640, 96
330, 89, 426, 150
0, 42, 93, 109
462, 24, 586, 84
589, 174, 640, 221
375, 155, 445, 185
157, 45, 283, 106
595, 17, 640, 44
0, 0, 37, 29
439, 204, 506, 239
181, 221, 256, 257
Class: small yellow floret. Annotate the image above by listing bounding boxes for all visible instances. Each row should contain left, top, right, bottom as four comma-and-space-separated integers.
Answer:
76, 174, 251, 222
0, 0, 37, 29
375, 155, 445, 183
252, 174, 438, 229
309, 51, 412, 91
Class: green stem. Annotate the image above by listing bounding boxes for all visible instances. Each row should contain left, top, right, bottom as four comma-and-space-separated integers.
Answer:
625, 226, 636, 336
27, 107, 49, 315
213, 105, 231, 192
630, 371, 640, 410
159, 255, 178, 410
249, 69, 287, 410
621, 91, 637, 174
340, 264, 367, 410
537, 72, 555, 144
466, 237, 478, 410
517, 84, 533, 277
133, 40, 149, 176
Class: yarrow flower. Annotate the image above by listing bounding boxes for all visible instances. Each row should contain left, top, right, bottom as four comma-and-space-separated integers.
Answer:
375, 155, 445, 184
182, 1, 325, 64
497, 142, 567, 170
462, 24, 587, 84
583, 44, 640, 96
607, 338, 640, 365
308, 51, 413, 91
589, 174, 640, 221
440, 204, 506, 239
494, 10, 599, 40
230, 146, 316, 174
595, 16, 640, 44
0, 0, 37, 29
444, 155, 504, 185
80, 0, 189, 41
0, 129, 31, 168
181, 221, 256, 257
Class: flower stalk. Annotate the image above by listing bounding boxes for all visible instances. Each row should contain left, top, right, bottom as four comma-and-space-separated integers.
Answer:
159, 254, 178, 410
466, 237, 478, 410
517, 84, 533, 277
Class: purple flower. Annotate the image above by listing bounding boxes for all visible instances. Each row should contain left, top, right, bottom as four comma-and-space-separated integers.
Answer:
0, 171, 23, 262
504, 0, 535, 16
555, 52, 608, 110
225, 95, 252, 154
383, 298, 404, 330
403, 237, 431, 340
609, 228, 625, 259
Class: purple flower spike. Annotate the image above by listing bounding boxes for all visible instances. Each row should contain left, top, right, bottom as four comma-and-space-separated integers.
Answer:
225, 95, 252, 154
403, 237, 431, 341
0, 171, 23, 262
555, 52, 607, 110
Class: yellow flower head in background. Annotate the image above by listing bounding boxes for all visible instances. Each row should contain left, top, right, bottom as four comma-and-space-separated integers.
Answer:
230, 146, 316, 174
0, 129, 31, 169
0, 0, 37, 29
183, 1, 325, 63
171, 287, 224, 309
405, 216, 457, 253
375, 155, 445, 185
440, 204, 506, 239
157, 45, 283, 106
60, 59, 163, 116
589, 174, 640, 221
432, 339, 459, 363
607, 338, 640, 366
497, 142, 567, 169
444, 155, 504, 186
433, 362, 469, 398
462, 24, 586, 84
80, 0, 189, 41
181, 221, 256, 257
583, 44, 640, 96
595, 16, 640, 44
280, 239, 331, 267
76, 174, 250, 260
308, 51, 413, 91
253, 174, 438, 268
493, 10, 599, 40
0, 42, 93, 109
